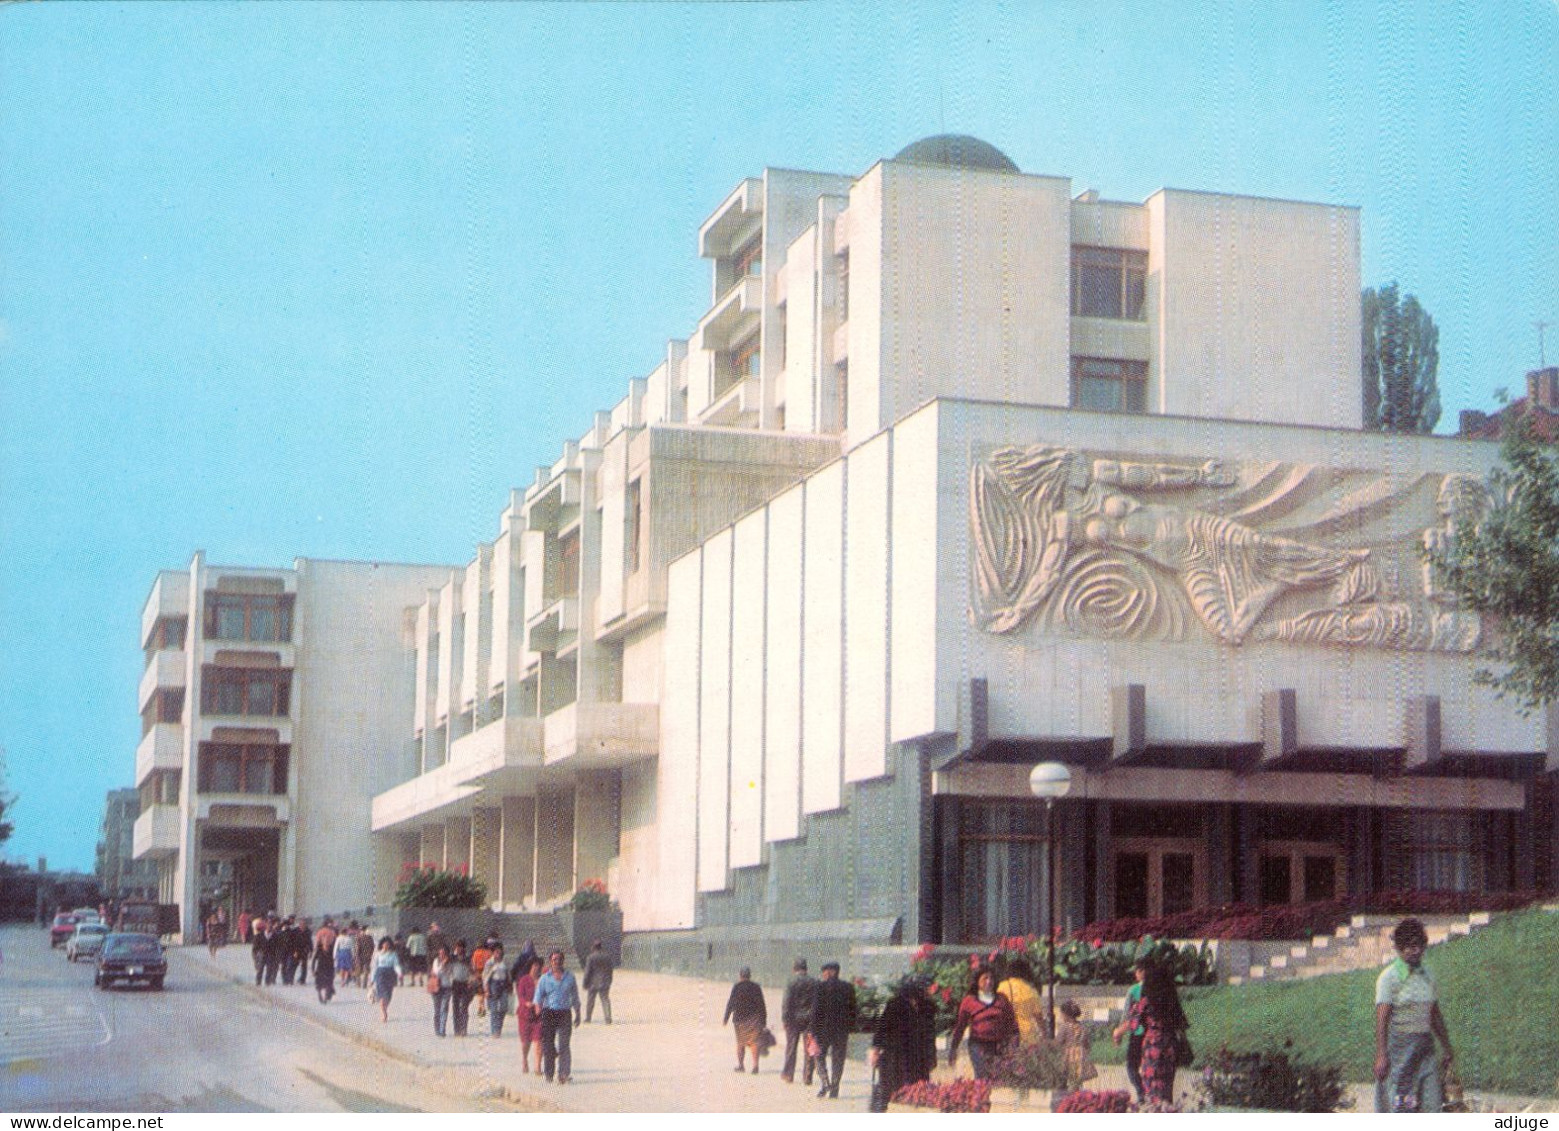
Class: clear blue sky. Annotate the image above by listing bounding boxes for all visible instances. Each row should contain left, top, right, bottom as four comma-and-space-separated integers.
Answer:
2, 2, 1555, 872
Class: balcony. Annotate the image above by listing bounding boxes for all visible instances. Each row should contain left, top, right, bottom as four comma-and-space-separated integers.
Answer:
135, 723, 183, 788
543, 702, 659, 769
371, 715, 543, 832
527, 466, 582, 534
527, 595, 579, 655
141, 571, 190, 646
700, 375, 762, 428
195, 793, 290, 825
138, 650, 186, 712
132, 803, 180, 859
698, 275, 763, 350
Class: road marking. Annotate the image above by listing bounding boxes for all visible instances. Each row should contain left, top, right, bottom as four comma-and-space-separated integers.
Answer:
0, 990, 112, 1067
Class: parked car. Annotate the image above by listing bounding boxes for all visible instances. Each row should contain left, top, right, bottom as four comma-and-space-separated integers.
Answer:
71, 907, 102, 922
66, 922, 110, 962
94, 933, 167, 990
49, 913, 79, 948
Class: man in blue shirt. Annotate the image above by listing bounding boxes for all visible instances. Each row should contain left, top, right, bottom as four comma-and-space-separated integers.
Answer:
533, 949, 583, 1083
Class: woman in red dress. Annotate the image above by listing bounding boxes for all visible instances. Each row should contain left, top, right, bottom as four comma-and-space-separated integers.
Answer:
1113, 959, 1189, 1106
514, 956, 544, 1073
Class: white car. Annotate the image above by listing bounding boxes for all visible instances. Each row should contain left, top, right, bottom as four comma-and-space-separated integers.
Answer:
67, 922, 110, 962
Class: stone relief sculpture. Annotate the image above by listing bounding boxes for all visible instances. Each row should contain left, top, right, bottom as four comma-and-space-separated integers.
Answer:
970, 444, 1485, 651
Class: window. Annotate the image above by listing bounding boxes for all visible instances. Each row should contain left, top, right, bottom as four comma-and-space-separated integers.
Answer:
556, 532, 580, 601
201, 668, 291, 717
733, 237, 762, 280
625, 478, 643, 575
205, 594, 293, 642
1072, 357, 1147, 413
730, 334, 761, 381
836, 251, 850, 322
147, 617, 186, 652
1071, 246, 1147, 320
1407, 812, 1476, 892
198, 742, 288, 794
140, 770, 180, 809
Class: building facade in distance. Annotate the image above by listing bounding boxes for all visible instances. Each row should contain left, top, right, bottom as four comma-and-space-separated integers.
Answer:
96, 788, 157, 902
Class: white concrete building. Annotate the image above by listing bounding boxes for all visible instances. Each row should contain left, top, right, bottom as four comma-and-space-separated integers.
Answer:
366, 137, 1556, 964
134, 554, 454, 937
136, 137, 1555, 956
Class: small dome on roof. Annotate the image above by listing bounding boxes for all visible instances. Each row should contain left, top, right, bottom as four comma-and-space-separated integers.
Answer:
894, 135, 1019, 173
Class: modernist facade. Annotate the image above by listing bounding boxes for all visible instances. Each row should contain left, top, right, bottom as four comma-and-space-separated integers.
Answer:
134, 555, 454, 936
137, 137, 1558, 954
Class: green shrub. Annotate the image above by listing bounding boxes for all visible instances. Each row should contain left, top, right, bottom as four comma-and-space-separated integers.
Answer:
988, 1038, 1070, 1090
393, 864, 487, 909
566, 878, 612, 910
1193, 1043, 1353, 1113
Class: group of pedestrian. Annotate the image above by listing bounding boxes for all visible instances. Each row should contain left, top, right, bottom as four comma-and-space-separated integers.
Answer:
247, 912, 317, 987
727, 958, 858, 1099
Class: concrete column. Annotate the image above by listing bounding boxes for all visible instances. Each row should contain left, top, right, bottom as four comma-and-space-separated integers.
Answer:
470, 807, 501, 906
937, 798, 961, 944
1058, 801, 1088, 935
574, 770, 621, 892
1092, 802, 1113, 923
500, 796, 536, 909
446, 816, 472, 874
535, 786, 576, 904
419, 824, 446, 869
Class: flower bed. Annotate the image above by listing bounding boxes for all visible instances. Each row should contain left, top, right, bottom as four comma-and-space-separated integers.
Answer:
889, 1078, 992, 1113
1053, 1089, 1135, 1113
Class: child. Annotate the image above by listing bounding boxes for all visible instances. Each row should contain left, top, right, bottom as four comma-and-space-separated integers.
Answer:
1057, 999, 1098, 1090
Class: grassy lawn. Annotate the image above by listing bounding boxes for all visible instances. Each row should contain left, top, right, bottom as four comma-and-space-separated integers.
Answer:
1090, 908, 1559, 1098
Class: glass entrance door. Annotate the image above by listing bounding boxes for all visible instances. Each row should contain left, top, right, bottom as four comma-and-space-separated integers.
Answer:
1257, 840, 1347, 905
1111, 838, 1206, 918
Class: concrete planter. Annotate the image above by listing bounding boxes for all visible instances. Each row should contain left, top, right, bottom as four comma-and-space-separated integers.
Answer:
989, 1085, 1062, 1112
555, 907, 623, 964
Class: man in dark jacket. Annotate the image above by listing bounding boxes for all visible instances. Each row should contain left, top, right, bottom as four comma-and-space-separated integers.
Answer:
869, 975, 939, 1112
582, 939, 614, 1024
809, 961, 857, 1099
780, 957, 818, 1085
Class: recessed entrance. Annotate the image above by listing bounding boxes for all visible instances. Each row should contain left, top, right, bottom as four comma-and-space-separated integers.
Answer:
1111, 837, 1205, 919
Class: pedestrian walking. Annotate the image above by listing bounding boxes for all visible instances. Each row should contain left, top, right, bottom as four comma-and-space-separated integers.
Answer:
583, 939, 614, 1024
1057, 999, 1098, 1091
1113, 961, 1148, 1104
995, 958, 1046, 1044
251, 920, 271, 986
353, 924, 375, 989
869, 975, 938, 1112
483, 943, 513, 1037
1374, 917, 1456, 1112
405, 926, 428, 986
514, 956, 544, 1074
472, 937, 494, 1017
948, 968, 1019, 1080
809, 961, 857, 1099
334, 925, 357, 987
723, 967, 768, 1074
1111, 958, 1189, 1107
780, 957, 818, 1085
371, 936, 404, 1024
446, 940, 476, 1036
532, 950, 581, 1084
428, 944, 452, 1037
312, 937, 336, 1004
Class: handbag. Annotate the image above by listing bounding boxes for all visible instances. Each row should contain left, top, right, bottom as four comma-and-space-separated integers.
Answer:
1442, 1064, 1469, 1113
1174, 1028, 1195, 1068
758, 1027, 777, 1055
427, 973, 441, 995
805, 1033, 822, 1059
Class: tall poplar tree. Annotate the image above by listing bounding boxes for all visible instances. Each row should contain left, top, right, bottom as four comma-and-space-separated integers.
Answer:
1362, 283, 1440, 433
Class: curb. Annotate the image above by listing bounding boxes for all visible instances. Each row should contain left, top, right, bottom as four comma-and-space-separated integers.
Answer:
180, 947, 565, 1110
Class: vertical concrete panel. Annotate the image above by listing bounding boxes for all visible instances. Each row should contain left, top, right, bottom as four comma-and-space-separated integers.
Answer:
470, 807, 501, 906
615, 759, 660, 930
435, 579, 459, 727
598, 434, 629, 627
657, 553, 702, 927
499, 795, 535, 908
845, 434, 890, 781
891, 407, 940, 742
419, 825, 445, 868
803, 463, 845, 813
490, 525, 515, 700
575, 769, 620, 890
534, 787, 575, 903
445, 816, 472, 874
729, 512, 767, 868
698, 529, 734, 891
764, 487, 805, 842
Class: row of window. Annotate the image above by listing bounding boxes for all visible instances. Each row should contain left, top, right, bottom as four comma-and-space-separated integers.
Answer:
206, 594, 293, 643
201, 668, 291, 717
197, 743, 288, 795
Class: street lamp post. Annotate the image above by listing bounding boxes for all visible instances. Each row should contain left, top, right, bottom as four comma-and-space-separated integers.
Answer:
1028, 761, 1072, 1039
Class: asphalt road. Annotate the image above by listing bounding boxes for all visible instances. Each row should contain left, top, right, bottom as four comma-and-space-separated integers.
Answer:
0, 924, 518, 1113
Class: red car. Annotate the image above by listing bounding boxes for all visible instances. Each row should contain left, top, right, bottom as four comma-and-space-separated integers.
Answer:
49, 913, 78, 947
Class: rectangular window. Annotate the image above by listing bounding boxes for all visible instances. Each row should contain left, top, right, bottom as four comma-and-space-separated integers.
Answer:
1071, 356, 1147, 413
557, 532, 580, 601
206, 594, 293, 642
201, 668, 291, 717
733, 237, 762, 280
625, 478, 643, 575
1071, 246, 1147, 320
730, 334, 761, 381
198, 743, 288, 795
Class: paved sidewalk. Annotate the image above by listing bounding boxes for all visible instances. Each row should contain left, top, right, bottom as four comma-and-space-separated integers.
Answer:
184, 943, 883, 1113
